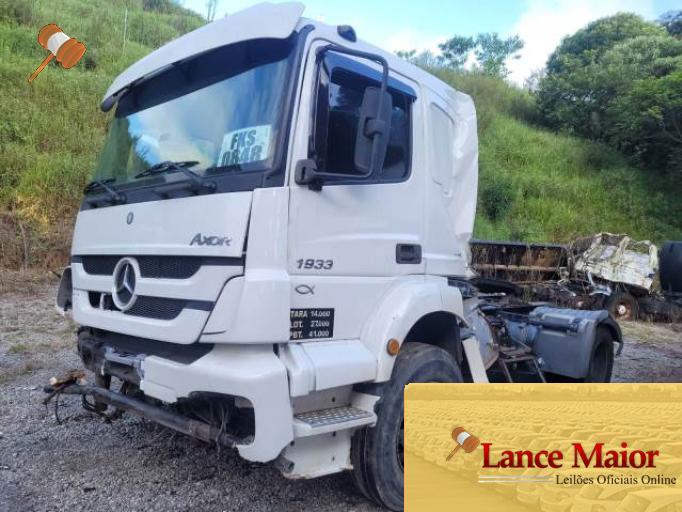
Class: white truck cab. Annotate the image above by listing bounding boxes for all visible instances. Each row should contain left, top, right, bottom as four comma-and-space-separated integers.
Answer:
52, 3, 621, 510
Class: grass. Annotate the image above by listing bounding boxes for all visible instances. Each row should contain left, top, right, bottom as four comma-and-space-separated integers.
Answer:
620, 321, 682, 343
432, 69, 682, 243
475, 114, 682, 242
0, 0, 203, 268
0, 0, 680, 271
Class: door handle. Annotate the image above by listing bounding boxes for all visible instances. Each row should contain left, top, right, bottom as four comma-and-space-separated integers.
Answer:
396, 243, 422, 264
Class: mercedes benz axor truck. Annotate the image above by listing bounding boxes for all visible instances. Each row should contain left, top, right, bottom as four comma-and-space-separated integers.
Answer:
51, 3, 622, 509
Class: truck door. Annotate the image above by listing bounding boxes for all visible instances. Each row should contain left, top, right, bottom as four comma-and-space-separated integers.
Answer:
287, 46, 425, 340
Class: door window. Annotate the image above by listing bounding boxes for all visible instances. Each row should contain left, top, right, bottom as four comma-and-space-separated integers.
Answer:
312, 56, 414, 183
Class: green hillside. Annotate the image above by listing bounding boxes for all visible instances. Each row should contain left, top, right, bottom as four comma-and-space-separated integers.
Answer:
1, 0, 680, 270
0, 0, 204, 268
437, 71, 682, 243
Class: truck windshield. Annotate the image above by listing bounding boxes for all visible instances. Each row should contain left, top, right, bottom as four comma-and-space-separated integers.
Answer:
90, 34, 299, 199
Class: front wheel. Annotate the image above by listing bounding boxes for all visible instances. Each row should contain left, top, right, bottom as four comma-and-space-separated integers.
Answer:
351, 342, 463, 511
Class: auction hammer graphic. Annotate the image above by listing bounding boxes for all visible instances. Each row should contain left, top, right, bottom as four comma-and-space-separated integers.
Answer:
28, 23, 86, 83
446, 426, 481, 461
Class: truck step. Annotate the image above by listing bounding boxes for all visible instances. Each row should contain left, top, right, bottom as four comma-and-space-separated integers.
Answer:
498, 345, 533, 357
293, 406, 376, 438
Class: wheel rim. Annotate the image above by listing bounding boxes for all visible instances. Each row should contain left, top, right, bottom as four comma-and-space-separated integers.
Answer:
614, 300, 633, 320
396, 416, 404, 471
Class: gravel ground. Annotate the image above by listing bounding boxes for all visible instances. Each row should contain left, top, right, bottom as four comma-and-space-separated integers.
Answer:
614, 320, 682, 382
1, 281, 680, 511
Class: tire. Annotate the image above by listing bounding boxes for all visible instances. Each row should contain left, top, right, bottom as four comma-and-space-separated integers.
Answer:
584, 327, 615, 383
607, 291, 638, 321
351, 342, 463, 511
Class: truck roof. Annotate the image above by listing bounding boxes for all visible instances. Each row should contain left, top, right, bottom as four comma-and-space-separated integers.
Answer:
102, 2, 466, 111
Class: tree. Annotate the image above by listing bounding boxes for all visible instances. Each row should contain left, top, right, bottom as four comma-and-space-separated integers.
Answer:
438, 35, 475, 69
524, 68, 545, 92
610, 70, 682, 170
538, 13, 665, 137
545, 13, 663, 74
396, 49, 417, 61
206, 0, 218, 22
396, 49, 444, 68
537, 13, 682, 173
603, 37, 682, 169
659, 10, 682, 38
474, 33, 523, 77
407, 33, 524, 77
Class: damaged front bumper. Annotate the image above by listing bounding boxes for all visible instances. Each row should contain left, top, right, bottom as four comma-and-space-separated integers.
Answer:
44, 382, 242, 447
68, 330, 294, 463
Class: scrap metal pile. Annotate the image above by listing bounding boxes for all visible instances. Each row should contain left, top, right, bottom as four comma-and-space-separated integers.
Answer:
470, 234, 682, 322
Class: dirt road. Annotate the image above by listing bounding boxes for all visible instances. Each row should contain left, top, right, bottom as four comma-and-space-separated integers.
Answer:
0, 281, 680, 511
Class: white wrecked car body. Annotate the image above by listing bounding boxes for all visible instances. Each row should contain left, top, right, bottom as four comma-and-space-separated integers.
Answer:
572, 233, 658, 291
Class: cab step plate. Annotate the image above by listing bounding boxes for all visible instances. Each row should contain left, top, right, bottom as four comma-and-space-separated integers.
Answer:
293, 406, 375, 437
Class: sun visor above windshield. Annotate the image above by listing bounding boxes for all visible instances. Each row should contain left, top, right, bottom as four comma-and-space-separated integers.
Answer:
101, 2, 305, 110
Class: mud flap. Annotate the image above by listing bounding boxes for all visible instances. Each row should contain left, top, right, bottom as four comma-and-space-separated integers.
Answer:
524, 307, 622, 379
55, 266, 72, 315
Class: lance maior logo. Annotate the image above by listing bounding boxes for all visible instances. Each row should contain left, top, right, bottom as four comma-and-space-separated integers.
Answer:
481, 441, 659, 469
443, 427, 662, 470
445, 426, 481, 461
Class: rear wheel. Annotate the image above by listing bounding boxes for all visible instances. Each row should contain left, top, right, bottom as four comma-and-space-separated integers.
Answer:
607, 291, 638, 321
351, 342, 463, 511
584, 327, 615, 383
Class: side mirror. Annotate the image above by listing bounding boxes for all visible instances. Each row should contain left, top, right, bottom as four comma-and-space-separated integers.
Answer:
354, 86, 393, 175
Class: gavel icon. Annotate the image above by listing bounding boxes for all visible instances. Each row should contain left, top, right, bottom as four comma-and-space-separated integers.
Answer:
445, 426, 481, 461
28, 23, 86, 83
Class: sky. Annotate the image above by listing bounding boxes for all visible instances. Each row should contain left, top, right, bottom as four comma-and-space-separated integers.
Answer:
182, 0, 680, 85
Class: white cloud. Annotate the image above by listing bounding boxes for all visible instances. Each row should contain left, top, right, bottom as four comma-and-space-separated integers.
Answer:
507, 0, 657, 86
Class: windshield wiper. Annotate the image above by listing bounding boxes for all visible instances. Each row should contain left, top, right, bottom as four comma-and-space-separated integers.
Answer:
135, 161, 216, 195
134, 160, 200, 179
84, 178, 126, 205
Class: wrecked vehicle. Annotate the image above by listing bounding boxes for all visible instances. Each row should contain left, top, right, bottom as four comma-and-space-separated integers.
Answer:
47, 3, 622, 510
469, 240, 566, 283
471, 234, 677, 322
569, 233, 658, 321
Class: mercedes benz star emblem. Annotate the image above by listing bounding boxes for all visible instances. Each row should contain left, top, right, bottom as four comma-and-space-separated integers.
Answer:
112, 257, 139, 311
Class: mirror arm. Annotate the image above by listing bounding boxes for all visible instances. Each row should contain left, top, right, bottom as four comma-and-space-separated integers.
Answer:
295, 159, 324, 191
295, 158, 375, 191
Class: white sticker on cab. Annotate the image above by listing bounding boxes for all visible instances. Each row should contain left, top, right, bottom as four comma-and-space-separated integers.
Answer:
218, 125, 271, 167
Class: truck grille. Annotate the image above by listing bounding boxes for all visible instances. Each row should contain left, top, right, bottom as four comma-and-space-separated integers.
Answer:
124, 296, 187, 320
88, 292, 209, 321
75, 255, 242, 279
78, 255, 203, 279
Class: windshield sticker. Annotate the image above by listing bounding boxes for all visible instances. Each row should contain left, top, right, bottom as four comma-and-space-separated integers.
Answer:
218, 125, 271, 167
